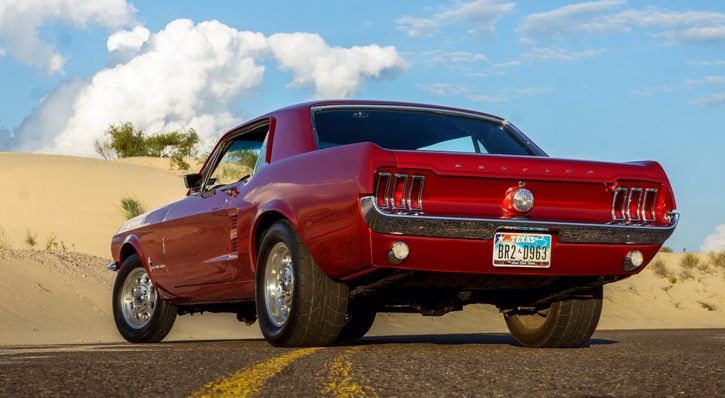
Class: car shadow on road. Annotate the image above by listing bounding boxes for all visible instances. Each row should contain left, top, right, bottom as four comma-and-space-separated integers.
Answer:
347, 333, 617, 347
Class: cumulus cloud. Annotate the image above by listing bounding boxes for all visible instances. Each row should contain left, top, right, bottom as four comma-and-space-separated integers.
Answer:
518, 1, 725, 45
268, 33, 408, 99
701, 224, 725, 252
397, 0, 515, 38
9, 19, 408, 156
0, 0, 136, 74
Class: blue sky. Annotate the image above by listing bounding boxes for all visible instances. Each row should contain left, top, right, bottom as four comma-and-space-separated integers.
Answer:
1, 0, 724, 252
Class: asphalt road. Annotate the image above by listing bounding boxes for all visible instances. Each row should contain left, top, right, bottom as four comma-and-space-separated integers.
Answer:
1, 329, 723, 397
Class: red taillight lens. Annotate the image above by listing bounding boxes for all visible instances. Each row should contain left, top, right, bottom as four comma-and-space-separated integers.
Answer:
627, 188, 643, 222
642, 188, 658, 222
376, 173, 392, 210
392, 174, 408, 210
612, 184, 659, 223
612, 187, 627, 221
375, 171, 425, 213
408, 175, 425, 212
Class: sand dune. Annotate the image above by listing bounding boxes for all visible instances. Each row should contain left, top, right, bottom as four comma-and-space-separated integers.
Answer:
0, 153, 723, 345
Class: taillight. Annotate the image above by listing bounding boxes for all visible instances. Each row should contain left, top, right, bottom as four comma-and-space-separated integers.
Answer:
375, 172, 425, 213
611, 185, 658, 223
392, 174, 408, 210
376, 173, 392, 209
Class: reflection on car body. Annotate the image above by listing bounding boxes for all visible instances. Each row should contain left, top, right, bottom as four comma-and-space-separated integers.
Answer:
109, 100, 678, 348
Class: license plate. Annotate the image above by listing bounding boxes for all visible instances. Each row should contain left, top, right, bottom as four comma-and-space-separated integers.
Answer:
493, 233, 551, 268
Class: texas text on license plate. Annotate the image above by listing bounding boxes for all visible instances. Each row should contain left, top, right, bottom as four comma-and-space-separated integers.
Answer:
493, 232, 551, 268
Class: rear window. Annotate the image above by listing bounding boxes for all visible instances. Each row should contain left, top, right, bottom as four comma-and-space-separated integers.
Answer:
312, 107, 535, 156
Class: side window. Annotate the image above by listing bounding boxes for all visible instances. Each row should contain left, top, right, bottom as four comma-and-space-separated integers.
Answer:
204, 122, 269, 191
253, 135, 269, 173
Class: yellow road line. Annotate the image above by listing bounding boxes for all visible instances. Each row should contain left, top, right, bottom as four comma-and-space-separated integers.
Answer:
189, 347, 322, 398
323, 346, 378, 398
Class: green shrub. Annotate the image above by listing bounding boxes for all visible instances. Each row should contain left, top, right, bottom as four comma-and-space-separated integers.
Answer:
659, 246, 673, 253
94, 122, 199, 169
121, 196, 147, 220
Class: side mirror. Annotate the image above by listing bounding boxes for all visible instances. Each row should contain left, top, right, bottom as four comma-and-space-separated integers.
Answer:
184, 173, 203, 191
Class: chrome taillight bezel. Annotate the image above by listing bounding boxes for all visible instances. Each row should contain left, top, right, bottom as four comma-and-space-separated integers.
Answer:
375, 172, 425, 213
612, 185, 659, 224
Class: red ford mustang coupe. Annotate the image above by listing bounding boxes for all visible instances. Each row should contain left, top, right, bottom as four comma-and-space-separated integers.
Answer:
109, 100, 678, 348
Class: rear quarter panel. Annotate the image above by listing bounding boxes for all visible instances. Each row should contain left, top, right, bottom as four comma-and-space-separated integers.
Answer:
246, 142, 396, 279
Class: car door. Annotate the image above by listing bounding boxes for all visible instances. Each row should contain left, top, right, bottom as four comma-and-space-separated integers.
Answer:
163, 187, 237, 288
163, 121, 269, 289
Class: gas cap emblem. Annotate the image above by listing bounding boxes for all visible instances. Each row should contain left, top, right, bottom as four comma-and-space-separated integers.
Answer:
512, 188, 534, 213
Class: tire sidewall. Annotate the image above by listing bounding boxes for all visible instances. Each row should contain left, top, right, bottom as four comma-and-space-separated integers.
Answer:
504, 301, 563, 347
255, 222, 300, 345
112, 254, 166, 343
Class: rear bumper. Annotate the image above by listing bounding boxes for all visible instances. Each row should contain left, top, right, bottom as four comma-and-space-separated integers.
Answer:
360, 196, 678, 245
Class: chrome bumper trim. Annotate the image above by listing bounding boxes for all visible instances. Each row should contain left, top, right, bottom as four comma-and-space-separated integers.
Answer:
107, 262, 118, 272
360, 196, 678, 245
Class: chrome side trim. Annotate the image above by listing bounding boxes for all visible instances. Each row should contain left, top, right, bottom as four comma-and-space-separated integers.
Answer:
108, 262, 118, 272
360, 196, 678, 245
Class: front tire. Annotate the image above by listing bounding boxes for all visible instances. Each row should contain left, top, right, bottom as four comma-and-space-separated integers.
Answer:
504, 286, 603, 348
256, 220, 349, 347
112, 254, 176, 343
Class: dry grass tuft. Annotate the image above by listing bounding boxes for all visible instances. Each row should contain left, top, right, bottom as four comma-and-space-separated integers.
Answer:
680, 253, 700, 269
0, 227, 12, 249
120, 196, 147, 220
24, 228, 38, 248
708, 251, 725, 269
697, 301, 717, 311
653, 258, 677, 285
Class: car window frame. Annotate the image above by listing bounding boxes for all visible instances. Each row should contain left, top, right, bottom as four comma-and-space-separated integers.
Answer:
198, 119, 271, 193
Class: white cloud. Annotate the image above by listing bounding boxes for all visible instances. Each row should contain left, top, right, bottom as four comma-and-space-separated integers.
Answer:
396, 16, 439, 38
691, 92, 725, 108
518, 0, 627, 38
10, 19, 408, 156
106, 26, 151, 66
0, 0, 136, 74
688, 60, 725, 66
397, 0, 515, 38
518, 1, 725, 45
701, 224, 725, 252
521, 47, 606, 63
630, 84, 677, 96
417, 83, 470, 96
437, 0, 516, 36
268, 33, 408, 99
467, 94, 508, 103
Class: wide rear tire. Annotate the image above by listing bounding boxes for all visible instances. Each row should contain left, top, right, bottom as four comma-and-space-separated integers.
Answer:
504, 286, 603, 348
256, 220, 349, 347
112, 254, 176, 343
335, 304, 376, 343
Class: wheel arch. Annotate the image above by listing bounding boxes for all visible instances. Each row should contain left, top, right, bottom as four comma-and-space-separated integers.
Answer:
252, 206, 295, 269
117, 235, 149, 273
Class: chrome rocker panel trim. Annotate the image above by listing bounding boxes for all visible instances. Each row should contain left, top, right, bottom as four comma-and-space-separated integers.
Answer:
360, 196, 678, 245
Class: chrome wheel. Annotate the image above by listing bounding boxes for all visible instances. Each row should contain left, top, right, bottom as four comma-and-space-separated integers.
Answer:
264, 242, 294, 327
121, 267, 158, 329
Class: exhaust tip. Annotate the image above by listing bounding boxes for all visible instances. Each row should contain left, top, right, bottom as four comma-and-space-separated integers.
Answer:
623, 250, 644, 271
388, 242, 410, 265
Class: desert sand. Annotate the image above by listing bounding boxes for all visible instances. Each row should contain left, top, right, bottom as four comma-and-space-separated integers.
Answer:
0, 152, 723, 345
